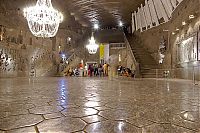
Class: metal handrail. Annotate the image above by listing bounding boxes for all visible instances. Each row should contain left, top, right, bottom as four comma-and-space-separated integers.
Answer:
123, 33, 139, 69
66, 52, 76, 62
123, 33, 137, 65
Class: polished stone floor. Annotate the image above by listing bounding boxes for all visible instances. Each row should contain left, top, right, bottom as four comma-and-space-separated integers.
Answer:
0, 77, 200, 133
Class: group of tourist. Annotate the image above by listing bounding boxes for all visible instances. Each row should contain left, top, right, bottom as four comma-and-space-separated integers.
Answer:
87, 63, 109, 77
117, 65, 135, 77
65, 63, 109, 77
65, 63, 135, 78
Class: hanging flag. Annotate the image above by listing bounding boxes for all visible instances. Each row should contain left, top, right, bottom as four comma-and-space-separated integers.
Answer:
99, 44, 104, 60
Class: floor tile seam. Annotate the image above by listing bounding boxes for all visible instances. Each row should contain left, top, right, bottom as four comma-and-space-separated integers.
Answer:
68, 113, 99, 119
81, 115, 108, 124
71, 129, 86, 133
1, 122, 43, 132
69, 118, 87, 133
0, 125, 37, 132
95, 114, 109, 120
146, 119, 171, 125
28, 110, 60, 116
178, 114, 199, 123
123, 120, 150, 129
42, 113, 65, 120
34, 125, 40, 133
172, 123, 199, 132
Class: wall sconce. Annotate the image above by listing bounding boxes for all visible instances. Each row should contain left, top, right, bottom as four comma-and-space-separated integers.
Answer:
189, 15, 195, 19
182, 21, 186, 26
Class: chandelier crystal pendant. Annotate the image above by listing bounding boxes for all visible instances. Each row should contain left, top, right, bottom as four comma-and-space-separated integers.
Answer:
23, 0, 63, 38
86, 34, 99, 54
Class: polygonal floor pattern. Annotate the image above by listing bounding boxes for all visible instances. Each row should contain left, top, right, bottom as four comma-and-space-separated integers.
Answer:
0, 77, 200, 133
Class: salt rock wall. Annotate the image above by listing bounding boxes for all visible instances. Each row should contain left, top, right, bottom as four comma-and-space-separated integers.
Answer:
130, 0, 200, 79
0, 25, 55, 77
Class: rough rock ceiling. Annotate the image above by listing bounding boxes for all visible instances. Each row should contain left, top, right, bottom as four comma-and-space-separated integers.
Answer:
0, 0, 145, 28
64, 0, 145, 27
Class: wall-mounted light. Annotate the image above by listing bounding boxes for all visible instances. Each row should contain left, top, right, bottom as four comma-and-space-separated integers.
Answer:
0, 35, 3, 41
163, 29, 169, 32
172, 32, 176, 35
182, 21, 186, 26
67, 37, 71, 41
61, 54, 66, 61
189, 15, 195, 19
61, 54, 66, 58
119, 54, 121, 62
94, 24, 99, 30
119, 21, 123, 27
176, 28, 179, 31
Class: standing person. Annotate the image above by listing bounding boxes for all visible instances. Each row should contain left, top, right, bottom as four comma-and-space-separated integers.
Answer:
94, 64, 98, 76
90, 64, 94, 77
103, 63, 108, 76
96, 64, 99, 76
88, 65, 91, 77
98, 64, 103, 77
84, 65, 88, 77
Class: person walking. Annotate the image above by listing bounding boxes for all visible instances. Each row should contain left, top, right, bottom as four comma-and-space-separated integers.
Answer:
103, 63, 108, 76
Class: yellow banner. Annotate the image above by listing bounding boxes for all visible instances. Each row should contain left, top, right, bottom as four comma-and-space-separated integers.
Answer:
99, 44, 104, 59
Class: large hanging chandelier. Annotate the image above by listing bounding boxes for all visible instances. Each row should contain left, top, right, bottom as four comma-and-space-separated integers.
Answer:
23, 0, 63, 38
86, 34, 99, 54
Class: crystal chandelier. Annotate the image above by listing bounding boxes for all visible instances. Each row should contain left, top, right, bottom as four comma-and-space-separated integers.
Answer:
86, 34, 99, 54
23, 0, 63, 38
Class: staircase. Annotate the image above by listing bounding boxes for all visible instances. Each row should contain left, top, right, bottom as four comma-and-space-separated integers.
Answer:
126, 34, 162, 78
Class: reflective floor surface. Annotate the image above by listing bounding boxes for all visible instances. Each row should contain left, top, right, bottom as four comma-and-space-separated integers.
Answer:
0, 77, 200, 133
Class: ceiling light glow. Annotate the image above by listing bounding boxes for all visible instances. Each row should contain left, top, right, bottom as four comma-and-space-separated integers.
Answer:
119, 21, 123, 27
94, 24, 99, 30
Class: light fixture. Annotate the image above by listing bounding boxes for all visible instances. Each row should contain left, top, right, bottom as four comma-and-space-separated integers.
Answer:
176, 28, 179, 31
163, 29, 169, 32
67, 37, 71, 41
189, 15, 195, 19
23, 0, 63, 38
172, 32, 175, 35
94, 24, 99, 30
119, 54, 121, 62
86, 33, 99, 54
61, 54, 66, 60
182, 21, 186, 26
119, 21, 123, 27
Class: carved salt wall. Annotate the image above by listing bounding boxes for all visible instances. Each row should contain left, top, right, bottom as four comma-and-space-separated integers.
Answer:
0, 1, 86, 77
130, 0, 200, 79
0, 25, 55, 77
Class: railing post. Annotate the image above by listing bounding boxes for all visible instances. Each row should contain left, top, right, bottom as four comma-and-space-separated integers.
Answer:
123, 33, 139, 77
193, 66, 196, 85
156, 69, 158, 79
